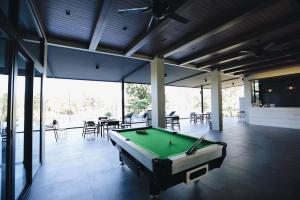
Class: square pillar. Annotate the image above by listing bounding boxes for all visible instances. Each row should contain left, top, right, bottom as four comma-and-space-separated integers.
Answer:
151, 57, 165, 128
210, 70, 223, 131
243, 78, 252, 123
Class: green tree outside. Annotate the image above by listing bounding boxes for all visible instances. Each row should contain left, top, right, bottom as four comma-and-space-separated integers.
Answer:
125, 84, 151, 115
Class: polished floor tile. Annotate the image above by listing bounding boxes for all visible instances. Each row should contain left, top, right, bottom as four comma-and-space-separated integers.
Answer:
26, 118, 300, 200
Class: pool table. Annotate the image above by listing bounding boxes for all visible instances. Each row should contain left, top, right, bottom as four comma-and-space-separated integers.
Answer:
109, 127, 227, 197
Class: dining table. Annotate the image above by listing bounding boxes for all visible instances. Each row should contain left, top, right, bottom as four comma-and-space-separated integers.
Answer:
97, 119, 120, 138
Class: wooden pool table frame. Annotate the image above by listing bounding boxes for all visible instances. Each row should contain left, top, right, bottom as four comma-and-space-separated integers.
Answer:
109, 126, 227, 196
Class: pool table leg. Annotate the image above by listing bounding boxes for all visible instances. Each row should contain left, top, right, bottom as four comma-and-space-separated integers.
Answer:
149, 181, 160, 197
119, 153, 124, 165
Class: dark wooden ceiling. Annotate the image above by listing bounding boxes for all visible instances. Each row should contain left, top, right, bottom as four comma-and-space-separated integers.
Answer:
33, 0, 300, 78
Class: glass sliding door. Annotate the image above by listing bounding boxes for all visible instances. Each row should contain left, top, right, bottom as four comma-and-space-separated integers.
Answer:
32, 68, 41, 176
0, 36, 8, 200
15, 53, 28, 198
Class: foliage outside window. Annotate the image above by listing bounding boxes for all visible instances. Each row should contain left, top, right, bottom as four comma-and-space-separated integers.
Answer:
125, 83, 151, 115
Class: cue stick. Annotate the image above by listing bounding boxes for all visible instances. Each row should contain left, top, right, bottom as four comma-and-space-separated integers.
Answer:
186, 135, 204, 155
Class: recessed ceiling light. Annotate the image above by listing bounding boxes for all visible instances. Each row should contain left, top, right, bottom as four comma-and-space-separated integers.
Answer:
65, 9, 71, 16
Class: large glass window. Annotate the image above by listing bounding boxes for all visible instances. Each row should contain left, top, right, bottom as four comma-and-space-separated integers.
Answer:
15, 53, 27, 198
0, 37, 8, 200
125, 83, 151, 120
165, 86, 201, 118
203, 89, 211, 113
45, 79, 122, 127
32, 68, 41, 176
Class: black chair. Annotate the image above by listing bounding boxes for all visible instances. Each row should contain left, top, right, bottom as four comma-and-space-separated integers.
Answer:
98, 117, 108, 120
190, 112, 197, 123
1, 127, 7, 143
142, 112, 148, 121
121, 113, 133, 129
47, 120, 67, 142
83, 121, 96, 139
168, 111, 176, 116
172, 115, 180, 130
238, 111, 246, 123
166, 115, 180, 131
205, 112, 211, 123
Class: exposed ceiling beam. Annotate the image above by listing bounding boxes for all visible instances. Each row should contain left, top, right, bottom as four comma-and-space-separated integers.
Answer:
179, 13, 300, 65
121, 62, 149, 81
226, 54, 300, 74
197, 35, 300, 70
161, 1, 268, 58
219, 49, 300, 72
196, 53, 251, 70
89, 0, 113, 50
234, 58, 300, 76
45, 37, 209, 71
193, 77, 242, 88
124, 0, 193, 57
166, 71, 206, 85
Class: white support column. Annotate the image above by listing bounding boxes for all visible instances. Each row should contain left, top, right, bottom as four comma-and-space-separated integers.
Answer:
210, 70, 223, 131
243, 78, 252, 123
151, 56, 165, 128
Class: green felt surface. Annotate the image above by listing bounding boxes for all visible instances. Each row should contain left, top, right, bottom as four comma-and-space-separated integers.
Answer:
118, 128, 213, 159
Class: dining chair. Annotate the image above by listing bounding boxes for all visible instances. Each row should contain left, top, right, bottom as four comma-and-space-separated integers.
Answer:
83, 121, 96, 139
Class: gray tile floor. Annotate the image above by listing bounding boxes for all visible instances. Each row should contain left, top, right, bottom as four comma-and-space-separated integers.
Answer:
26, 118, 300, 200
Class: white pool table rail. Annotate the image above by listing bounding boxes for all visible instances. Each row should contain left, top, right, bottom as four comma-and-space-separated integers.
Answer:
109, 130, 158, 171
169, 144, 223, 174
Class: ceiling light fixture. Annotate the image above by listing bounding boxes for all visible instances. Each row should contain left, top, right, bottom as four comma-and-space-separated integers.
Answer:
65, 9, 71, 16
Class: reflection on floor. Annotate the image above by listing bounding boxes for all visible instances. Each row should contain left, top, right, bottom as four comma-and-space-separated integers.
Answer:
26, 118, 300, 200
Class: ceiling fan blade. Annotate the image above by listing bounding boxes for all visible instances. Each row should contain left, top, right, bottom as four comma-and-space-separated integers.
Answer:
118, 7, 151, 16
147, 16, 156, 31
264, 42, 276, 50
168, 13, 189, 24
240, 50, 255, 55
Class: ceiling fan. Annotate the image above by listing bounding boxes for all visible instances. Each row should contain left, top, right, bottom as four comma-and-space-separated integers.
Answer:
239, 40, 290, 57
117, 0, 190, 31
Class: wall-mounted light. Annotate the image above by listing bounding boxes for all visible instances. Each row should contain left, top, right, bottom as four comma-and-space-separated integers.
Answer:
288, 86, 295, 91
96, 65, 100, 70
267, 89, 272, 93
